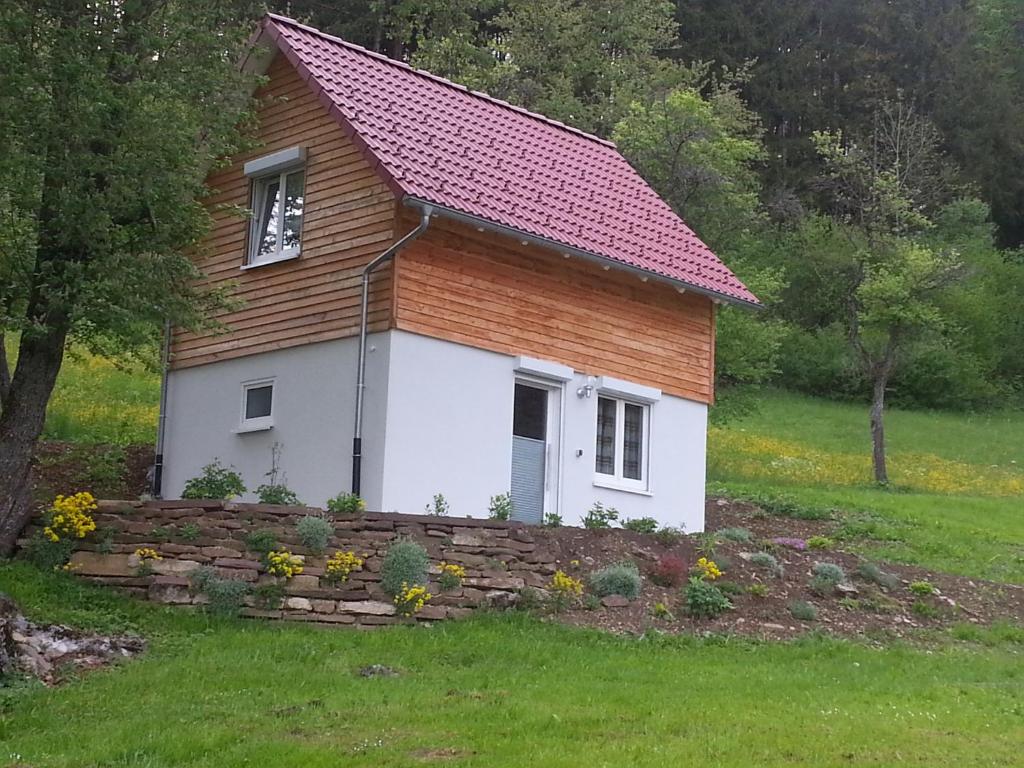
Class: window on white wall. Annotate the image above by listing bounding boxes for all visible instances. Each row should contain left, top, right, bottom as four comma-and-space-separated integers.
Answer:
244, 147, 306, 267
239, 379, 275, 432
595, 395, 649, 488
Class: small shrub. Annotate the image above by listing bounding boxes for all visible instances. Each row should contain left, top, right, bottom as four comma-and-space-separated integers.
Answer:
265, 549, 304, 579
694, 557, 722, 580
514, 587, 547, 613
747, 583, 769, 598
582, 502, 619, 530
244, 530, 278, 556
381, 539, 430, 597
716, 527, 753, 543
650, 602, 675, 620
653, 526, 683, 547
253, 581, 285, 609
714, 554, 733, 572
23, 534, 74, 572
255, 483, 301, 506
789, 600, 818, 621
692, 531, 717, 557
424, 493, 450, 517
912, 600, 940, 619
296, 515, 333, 554
488, 492, 513, 521
807, 535, 834, 550
839, 597, 862, 611
716, 580, 744, 596
812, 562, 846, 585
543, 511, 563, 527
326, 492, 365, 516
809, 575, 838, 597
909, 580, 936, 597
149, 526, 171, 543
182, 461, 245, 500
855, 562, 901, 591
649, 553, 687, 588
393, 582, 432, 616
438, 561, 467, 591
582, 593, 602, 611
684, 577, 732, 618
622, 517, 659, 534
588, 561, 642, 600
547, 569, 584, 611
179, 522, 201, 542
748, 552, 783, 577
95, 526, 116, 554
191, 567, 250, 617
324, 551, 364, 585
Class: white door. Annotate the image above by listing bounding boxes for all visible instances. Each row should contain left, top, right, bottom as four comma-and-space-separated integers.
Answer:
510, 381, 559, 524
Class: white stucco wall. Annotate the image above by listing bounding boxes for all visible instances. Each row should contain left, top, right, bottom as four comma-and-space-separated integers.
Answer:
161, 334, 391, 508
163, 329, 708, 531
381, 330, 708, 531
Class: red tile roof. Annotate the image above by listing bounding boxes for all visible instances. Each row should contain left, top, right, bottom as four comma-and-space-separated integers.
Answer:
262, 14, 759, 306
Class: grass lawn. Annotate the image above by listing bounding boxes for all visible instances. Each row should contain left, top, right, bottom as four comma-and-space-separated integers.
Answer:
1, 563, 1022, 767
708, 389, 1024, 584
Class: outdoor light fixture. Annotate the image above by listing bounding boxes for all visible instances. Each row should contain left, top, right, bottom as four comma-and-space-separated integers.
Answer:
576, 376, 596, 398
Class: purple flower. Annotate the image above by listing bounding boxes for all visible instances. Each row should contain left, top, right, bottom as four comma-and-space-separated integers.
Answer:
772, 537, 807, 551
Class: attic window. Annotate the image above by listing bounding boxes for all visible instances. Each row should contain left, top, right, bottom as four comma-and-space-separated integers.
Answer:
245, 147, 306, 268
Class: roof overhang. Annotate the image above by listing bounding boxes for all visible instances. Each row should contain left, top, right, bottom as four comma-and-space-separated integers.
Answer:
402, 197, 763, 310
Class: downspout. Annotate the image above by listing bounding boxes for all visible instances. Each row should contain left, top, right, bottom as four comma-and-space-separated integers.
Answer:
152, 319, 172, 498
352, 207, 433, 496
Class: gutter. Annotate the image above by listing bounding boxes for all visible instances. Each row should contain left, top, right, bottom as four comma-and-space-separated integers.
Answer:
351, 207, 433, 496
401, 197, 762, 311
152, 319, 172, 498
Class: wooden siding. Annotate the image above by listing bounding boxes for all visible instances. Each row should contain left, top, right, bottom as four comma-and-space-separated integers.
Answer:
170, 53, 396, 369
394, 218, 716, 403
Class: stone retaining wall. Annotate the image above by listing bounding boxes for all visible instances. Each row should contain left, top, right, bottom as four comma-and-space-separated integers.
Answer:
30, 500, 556, 628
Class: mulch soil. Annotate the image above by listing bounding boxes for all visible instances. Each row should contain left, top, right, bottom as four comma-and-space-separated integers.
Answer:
536, 496, 1024, 641
31, 442, 152, 503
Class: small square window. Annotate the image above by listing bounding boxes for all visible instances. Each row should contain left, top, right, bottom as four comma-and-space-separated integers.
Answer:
248, 167, 304, 267
239, 380, 275, 432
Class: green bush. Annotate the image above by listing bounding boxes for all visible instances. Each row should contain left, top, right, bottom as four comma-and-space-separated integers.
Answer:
622, 517, 659, 534
912, 600, 940, 619
587, 561, 642, 600
488, 492, 513, 521
179, 522, 201, 542
23, 534, 74, 572
424, 493, 450, 517
812, 562, 846, 585
181, 460, 245, 500
255, 483, 301, 506
684, 577, 732, 618
380, 539, 430, 597
716, 527, 753, 543
909, 580, 936, 597
788, 600, 818, 621
543, 511, 563, 527
748, 551, 782, 577
806, 535, 834, 550
296, 515, 333, 554
809, 575, 838, 597
747, 583, 769, 598
716, 580, 744, 596
326, 492, 365, 516
244, 530, 277, 556
190, 566, 250, 617
582, 502, 618, 529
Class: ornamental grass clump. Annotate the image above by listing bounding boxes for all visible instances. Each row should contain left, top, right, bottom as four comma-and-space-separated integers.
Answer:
855, 562, 901, 591
438, 562, 466, 591
588, 561, 642, 600
324, 551, 363, 585
296, 515, 333, 554
684, 576, 732, 618
810, 561, 846, 596
191, 566, 251, 617
789, 600, 818, 621
748, 551, 783, 577
265, 549, 304, 579
381, 539, 430, 598
394, 582, 432, 616
716, 527, 753, 543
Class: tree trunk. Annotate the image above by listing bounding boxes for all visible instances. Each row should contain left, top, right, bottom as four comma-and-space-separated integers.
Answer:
869, 371, 889, 485
0, 326, 67, 555
0, 331, 10, 406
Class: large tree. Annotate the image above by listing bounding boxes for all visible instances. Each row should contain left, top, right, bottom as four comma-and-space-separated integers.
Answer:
0, 1, 259, 553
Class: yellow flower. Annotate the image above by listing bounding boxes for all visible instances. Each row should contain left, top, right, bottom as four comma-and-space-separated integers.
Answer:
325, 550, 363, 583
265, 549, 304, 579
134, 547, 162, 561
394, 581, 432, 616
548, 570, 583, 597
696, 557, 722, 580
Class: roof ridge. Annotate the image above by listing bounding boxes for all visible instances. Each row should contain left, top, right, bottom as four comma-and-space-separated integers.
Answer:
264, 13, 617, 150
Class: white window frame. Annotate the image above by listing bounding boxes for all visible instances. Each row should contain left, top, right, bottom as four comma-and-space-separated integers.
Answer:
237, 378, 275, 433
244, 147, 306, 269
593, 395, 650, 492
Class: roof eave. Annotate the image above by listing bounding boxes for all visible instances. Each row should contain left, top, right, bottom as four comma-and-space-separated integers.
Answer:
402, 197, 763, 311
